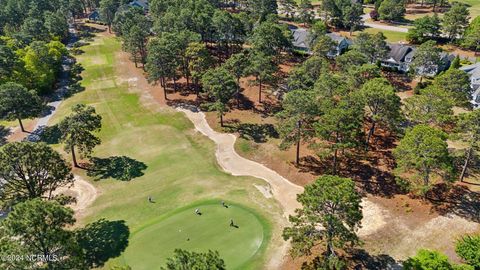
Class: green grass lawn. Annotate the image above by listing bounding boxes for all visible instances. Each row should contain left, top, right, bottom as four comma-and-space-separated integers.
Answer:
347, 28, 408, 43
357, 28, 408, 43
49, 30, 283, 269
453, 0, 480, 18
123, 201, 267, 269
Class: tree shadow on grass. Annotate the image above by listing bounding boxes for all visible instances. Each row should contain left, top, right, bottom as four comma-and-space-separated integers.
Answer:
87, 156, 147, 181
76, 219, 130, 268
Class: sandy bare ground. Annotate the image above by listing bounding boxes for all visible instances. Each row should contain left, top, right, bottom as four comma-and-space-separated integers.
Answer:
358, 195, 480, 261
53, 176, 98, 217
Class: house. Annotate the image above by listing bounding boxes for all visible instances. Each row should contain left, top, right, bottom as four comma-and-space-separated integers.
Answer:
381, 44, 414, 72
87, 10, 101, 21
381, 44, 454, 76
325, 33, 353, 58
460, 62, 480, 107
413, 52, 454, 77
289, 27, 352, 57
291, 27, 310, 52
129, 0, 149, 11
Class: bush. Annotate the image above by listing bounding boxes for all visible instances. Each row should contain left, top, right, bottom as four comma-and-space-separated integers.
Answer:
413, 81, 431, 94
456, 235, 480, 268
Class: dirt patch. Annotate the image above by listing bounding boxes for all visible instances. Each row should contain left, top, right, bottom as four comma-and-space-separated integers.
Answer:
360, 195, 480, 262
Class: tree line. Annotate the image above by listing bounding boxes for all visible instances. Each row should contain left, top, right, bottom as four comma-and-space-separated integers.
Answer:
407, 2, 479, 49
0, 101, 131, 269
105, 0, 479, 212
104, 0, 480, 268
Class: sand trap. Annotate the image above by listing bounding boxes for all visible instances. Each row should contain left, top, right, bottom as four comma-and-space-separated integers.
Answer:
254, 184, 274, 199
54, 176, 98, 216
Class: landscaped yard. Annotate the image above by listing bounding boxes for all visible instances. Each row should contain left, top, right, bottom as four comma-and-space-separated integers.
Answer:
48, 30, 284, 270
355, 28, 408, 43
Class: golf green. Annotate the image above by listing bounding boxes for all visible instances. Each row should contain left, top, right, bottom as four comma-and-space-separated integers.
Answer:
122, 202, 267, 269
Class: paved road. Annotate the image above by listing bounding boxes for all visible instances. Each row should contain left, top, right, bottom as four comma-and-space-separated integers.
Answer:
32, 25, 78, 132
361, 13, 409, 33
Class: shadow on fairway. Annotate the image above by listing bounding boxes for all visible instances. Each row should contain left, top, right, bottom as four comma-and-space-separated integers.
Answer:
76, 219, 130, 268
87, 156, 147, 181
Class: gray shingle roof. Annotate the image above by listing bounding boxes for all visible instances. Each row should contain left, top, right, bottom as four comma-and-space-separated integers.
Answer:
292, 28, 309, 49
326, 33, 347, 43
460, 62, 480, 79
387, 44, 414, 63
129, 0, 148, 9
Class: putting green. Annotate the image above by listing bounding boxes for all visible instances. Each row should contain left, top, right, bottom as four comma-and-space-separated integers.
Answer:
123, 202, 267, 270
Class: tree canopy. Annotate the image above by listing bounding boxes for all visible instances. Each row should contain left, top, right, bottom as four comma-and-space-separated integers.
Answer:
277, 90, 319, 164
410, 40, 442, 78
407, 15, 441, 44
433, 68, 472, 107
353, 32, 389, 63
161, 249, 226, 270
283, 175, 362, 258
442, 2, 470, 42
0, 199, 86, 269
59, 104, 102, 167
0, 82, 44, 132
462, 16, 480, 52
358, 78, 402, 149
404, 249, 456, 270
393, 125, 453, 194
455, 110, 480, 182
0, 142, 74, 207
201, 67, 237, 126
378, 0, 406, 21
404, 86, 454, 126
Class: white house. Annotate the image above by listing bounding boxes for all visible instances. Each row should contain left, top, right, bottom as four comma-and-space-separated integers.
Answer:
460, 62, 480, 107
381, 44, 414, 72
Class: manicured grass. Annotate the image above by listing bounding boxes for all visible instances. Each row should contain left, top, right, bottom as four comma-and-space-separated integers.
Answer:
453, 0, 480, 18
49, 31, 282, 269
359, 28, 408, 43
123, 201, 268, 270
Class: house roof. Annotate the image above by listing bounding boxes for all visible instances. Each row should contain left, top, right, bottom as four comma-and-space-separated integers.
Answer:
460, 62, 480, 78
129, 0, 148, 9
387, 44, 414, 63
291, 28, 309, 49
326, 32, 347, 43
440, 52, 455, 62
88, 10, 100, 19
